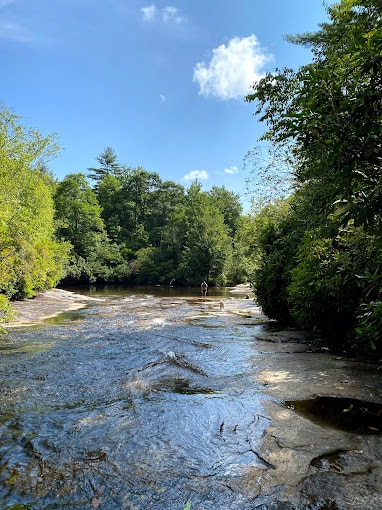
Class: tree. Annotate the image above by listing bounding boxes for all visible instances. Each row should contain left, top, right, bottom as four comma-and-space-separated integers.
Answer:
157, 201, 188, 283
245, 0, 382, 355
250, 198, 299, 323
0, 106, 69, 303
54, 173, 105, 258
88, 147, 121, 186
208, 186, 242, 237
54, 173, 127, 283
97, 174, 124, 242
246, 0, 382, 231
146, 180, 185, 247
116, 168, 163, 252
179, 182, 232, 285
121, 167, 161, 224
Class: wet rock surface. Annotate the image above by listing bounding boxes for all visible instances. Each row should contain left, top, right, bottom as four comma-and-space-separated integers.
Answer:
8, 288, 97, 325
1, 287, 382, 509
254, 325, 382, 509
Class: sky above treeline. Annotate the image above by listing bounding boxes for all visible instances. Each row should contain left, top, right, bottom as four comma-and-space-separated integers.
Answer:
1, 0, 333, 210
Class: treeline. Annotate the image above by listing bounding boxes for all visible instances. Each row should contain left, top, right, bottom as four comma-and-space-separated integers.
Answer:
53, 151, 251, 287
245, 0, 382, 358
0, 112, 255, 323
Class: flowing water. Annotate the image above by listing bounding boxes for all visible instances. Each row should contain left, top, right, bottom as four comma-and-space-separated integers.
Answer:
0, 287, 275, 510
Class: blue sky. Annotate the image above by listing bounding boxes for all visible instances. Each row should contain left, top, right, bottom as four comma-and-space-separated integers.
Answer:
1, 0, 332, 210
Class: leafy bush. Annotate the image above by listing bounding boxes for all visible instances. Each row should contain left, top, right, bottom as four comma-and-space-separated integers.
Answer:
289, 231, 354, 334
355, 300, 382, 355
288, 226, 381, 353
251, 199, 301, 323
0, 294, 15, 324
245, 1, 382, 360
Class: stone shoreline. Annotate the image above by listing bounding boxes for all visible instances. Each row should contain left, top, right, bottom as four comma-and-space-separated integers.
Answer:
5, 284, 253, 327
5, 289, 96, 327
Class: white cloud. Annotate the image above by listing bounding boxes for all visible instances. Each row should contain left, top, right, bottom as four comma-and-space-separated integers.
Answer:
160, 94, 166, 103
224, 166, 239, 175
141, 4, 184, 24
183, 170, 208, 181
193, 34, 272, 100
162, 6, 183, 24
141, 4, 156, 22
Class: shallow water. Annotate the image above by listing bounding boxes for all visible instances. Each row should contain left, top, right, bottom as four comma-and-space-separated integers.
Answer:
284, 397, 382, 435
0, 288, 276, 509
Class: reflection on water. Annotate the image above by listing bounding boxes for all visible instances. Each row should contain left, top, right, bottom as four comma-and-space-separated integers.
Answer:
67, 283, 244, 299
0, 288, 269, 509
44, 312, 88, 324
285, 397, 382, 435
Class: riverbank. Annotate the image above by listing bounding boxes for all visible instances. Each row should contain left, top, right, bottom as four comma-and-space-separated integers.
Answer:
5, 288, 96, 327
5, 284, 254, 327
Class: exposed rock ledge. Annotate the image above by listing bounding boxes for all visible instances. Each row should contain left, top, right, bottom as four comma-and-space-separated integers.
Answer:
6, 284, 254, 327
5, 289, 97, 327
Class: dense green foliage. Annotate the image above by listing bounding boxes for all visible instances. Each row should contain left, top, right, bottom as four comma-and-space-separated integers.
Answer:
53, 165, 248, 286
246, 0, 382, 357
54, 173, 129, 283
0, 107, 70, 314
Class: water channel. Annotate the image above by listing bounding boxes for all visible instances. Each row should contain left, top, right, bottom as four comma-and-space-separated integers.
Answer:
0, 287, 381, 509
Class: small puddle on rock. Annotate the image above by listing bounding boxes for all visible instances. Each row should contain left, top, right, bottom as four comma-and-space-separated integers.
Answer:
43, 311, 88, 324
284, 396, 382, 435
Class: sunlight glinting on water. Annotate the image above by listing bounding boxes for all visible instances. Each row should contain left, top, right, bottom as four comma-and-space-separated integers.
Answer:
0, 289, 273, 509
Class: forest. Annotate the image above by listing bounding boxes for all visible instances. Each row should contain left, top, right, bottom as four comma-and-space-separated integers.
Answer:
0, 0, 381, 359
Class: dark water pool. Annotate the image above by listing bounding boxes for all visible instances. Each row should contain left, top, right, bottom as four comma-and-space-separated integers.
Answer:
284, 396, 382, 435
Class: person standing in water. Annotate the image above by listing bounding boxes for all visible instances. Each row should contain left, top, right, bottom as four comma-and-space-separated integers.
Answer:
201, 280, 208, 299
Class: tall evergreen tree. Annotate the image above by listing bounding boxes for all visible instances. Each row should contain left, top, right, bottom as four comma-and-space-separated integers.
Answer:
88, 146, 121, 186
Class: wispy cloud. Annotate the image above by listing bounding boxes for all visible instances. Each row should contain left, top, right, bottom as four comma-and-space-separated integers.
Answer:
183, 169, 208, 181
193, 34, 272, 100
224, 166, 239, 175
0, 20, 34, 43
141, 4, 156, 22
0, 1, 38, 43
162, 6, 183, 24
160, 94, 166, 103
141, 4, 184, 24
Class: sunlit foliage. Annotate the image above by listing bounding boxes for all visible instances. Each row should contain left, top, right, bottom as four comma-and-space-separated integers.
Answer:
246, 0, 382, 356
0, 107, 69, 314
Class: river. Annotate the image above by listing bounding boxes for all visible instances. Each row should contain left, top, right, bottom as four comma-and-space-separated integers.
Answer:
0, 286, 381, 509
